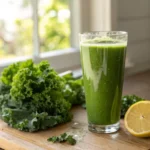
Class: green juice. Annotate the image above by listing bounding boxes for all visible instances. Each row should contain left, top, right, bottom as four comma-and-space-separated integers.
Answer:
80, 41, 127, 125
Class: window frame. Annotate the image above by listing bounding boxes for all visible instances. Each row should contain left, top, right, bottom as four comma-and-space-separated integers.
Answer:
0, 0, 84, 73
0, 0, 131, 73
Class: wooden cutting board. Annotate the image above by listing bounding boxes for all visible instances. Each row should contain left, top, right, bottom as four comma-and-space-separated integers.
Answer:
0, 106, 150, 150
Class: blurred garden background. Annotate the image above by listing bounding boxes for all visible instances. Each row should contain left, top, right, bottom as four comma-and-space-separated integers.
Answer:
0, 0, 70, 61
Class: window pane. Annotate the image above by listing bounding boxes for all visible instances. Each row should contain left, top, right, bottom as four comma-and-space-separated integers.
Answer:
39, 0, 70, 53
0, 0, 33, 63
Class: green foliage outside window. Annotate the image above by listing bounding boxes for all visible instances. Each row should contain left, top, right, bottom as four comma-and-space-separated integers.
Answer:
0, 0, 70, 60
17, 0, 70, 52
39, 0, 70, 52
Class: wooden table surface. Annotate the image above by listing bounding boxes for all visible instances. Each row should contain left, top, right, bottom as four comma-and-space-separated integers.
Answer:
0, 106, 150, 150
0, 70, 150, 150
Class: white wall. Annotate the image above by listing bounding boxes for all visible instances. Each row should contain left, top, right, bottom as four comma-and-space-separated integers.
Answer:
79, 0, 150, 75
117, 0, 150, 75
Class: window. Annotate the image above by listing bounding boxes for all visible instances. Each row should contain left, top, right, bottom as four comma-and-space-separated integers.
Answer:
0, 1, 33, 64
39, 0, 70, 53
1, 0, 119, 73
0, 0, 81, 73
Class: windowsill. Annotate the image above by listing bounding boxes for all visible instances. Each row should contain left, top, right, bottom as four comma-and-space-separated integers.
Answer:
0, 48, 134, 75
40, 48, 78, 58
0, 48, 81, 73
0, 47, 135, 75
71, 61, 134, 79
39, 48, 80, 72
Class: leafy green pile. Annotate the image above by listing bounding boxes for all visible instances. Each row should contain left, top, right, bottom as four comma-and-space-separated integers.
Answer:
0, 60, 85, 132
62, 72, 85, 105
121, 95, 143, 117
47, 132, 76, 145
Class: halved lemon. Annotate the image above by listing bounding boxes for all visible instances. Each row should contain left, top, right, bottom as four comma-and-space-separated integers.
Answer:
124, 101, 150, 137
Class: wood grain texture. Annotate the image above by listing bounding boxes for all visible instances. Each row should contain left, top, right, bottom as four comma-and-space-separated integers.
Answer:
0, 107, 150, 150
0, 71, 150, 150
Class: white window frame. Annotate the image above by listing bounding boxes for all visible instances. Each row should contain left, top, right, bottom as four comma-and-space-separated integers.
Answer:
0, 0, 85, 73
31, 0, 82, 72
0, 0, 132, 73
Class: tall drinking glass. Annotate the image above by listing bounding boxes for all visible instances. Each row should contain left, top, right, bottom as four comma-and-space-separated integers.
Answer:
79, 31, 128, 133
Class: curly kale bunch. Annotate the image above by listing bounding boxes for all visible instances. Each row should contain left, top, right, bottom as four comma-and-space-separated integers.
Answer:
0, 59, 34, 86
121, 94, 144, 117
0, 60, 72, 132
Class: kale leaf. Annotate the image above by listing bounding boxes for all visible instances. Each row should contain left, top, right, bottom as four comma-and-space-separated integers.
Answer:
0, 83, 11, 95
62, 72, 85, 105
66, 135, 76, 145
0, 59, 34, 86
0, 60, 85, 132
121, 94, 144, 117
47, 132, 76, 145
0, 60, 72, 132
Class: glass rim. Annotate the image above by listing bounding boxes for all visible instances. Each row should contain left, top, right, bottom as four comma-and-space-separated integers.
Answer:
79, 31, 128, 37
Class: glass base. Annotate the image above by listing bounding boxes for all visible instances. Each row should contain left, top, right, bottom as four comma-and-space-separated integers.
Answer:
88, 121, 120, 133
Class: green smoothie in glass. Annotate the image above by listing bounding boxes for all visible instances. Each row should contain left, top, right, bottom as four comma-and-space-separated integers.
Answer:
79, 31, 128, 133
